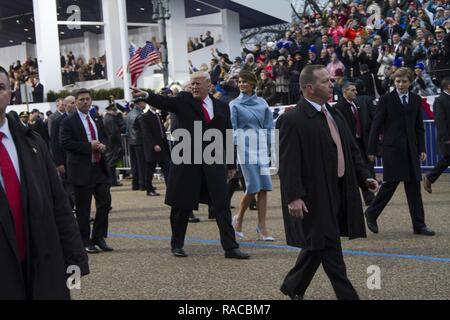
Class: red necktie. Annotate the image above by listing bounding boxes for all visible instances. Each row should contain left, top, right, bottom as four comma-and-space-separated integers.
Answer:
0, 132, 26, 261
350, 102, 362, 139
321, 107, 345, 178
202, 101, 212, 124
86, 116, 101, 163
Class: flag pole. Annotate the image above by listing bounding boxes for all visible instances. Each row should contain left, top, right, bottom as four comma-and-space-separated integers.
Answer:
117, 0, 132, 102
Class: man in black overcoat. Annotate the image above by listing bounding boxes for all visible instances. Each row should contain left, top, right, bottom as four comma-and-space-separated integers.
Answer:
277, 65, 379, 300
365, 67, 435, 236
132, 72, 249, 259
424, 77, 450, 193
135, 104, 170, 196
335, 82, 376, 205
103, 104, 126, 187
60, 88, 114, 253
0, 67, 89, 300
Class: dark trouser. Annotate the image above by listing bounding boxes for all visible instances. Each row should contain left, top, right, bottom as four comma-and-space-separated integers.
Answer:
61, 171, 75, 210
130, 144, 146, 189
73, 165, 112, 246
356, 138, 376, 204
426, 156, 450, 183
366, 181, 426, 231
170, 207, 239, 251
109, 164, 118, 185
145, 161, 170, 193
281, 240, 359, 300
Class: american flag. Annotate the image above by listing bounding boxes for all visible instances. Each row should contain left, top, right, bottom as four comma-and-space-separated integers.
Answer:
129, 41, 160, 87
116, 44, 137, 79
116, 42, 160, 85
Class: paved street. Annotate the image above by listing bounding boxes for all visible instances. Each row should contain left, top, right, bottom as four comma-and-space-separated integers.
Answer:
72, 175, 450, 300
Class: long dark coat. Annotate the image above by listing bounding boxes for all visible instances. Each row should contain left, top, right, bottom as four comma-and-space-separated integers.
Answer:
0, 115, 89, 299
367, 91, 426, 182
433, 93, 450, 157
277, 98, 370, 250
335, 97, 375, 154
143, 92, 234, 210
135, 110, 170, 163
103, 113, 125, 165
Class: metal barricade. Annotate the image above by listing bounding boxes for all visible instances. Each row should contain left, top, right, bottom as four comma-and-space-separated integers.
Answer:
375, 120, 449, 172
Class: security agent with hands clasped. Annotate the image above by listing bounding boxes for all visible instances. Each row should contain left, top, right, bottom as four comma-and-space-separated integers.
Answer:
60, 88, 114, 254
131, 72, 250, 260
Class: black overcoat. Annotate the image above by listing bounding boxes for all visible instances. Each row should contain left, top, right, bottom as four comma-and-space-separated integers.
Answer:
103, 113, 125, 165
367, 91, 425, 182
144, 92, 234, 210
277, 98, 370, 250
135, 111, 171, 163
433, 93, 450, 157
0, 115, 89, 299
335, 97, 375, 154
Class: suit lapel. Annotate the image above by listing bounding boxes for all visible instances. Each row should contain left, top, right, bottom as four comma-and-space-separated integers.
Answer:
75, 112, 89, 142
0, 186, 18, 259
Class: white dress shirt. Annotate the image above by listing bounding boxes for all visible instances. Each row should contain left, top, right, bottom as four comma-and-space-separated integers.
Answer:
202, 95, 214, 120
0, 118, 21, 189
397, 90, 409, 104
77, 110, 98, 142
306, 98, 339, 128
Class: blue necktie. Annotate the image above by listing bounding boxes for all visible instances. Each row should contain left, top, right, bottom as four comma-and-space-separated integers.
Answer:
402, 95, 408, 108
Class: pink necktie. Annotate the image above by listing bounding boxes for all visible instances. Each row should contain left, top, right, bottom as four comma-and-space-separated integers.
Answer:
0, 132, 26, 261
202, 101, 211, 124
86, 116, 101, 163
321, 107, 345, 178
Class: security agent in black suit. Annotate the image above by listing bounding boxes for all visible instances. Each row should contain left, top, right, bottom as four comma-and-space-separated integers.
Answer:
131, 72, 249, 259
29, 109, 50, 147
135, 105, 170, 196
366, 68, 435, 236
335, 82, 376, 205
424, 78, 450, 192
60, 88, 114, 253
51, 96, 77, 210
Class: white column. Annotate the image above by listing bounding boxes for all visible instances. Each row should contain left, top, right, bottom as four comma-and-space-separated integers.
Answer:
117, 0, 132, 101
103, 0, 130, 99
33, 0, 62, 99
167, 0, 190, 84
222, 9, 241, 60
83, 32, 99, 61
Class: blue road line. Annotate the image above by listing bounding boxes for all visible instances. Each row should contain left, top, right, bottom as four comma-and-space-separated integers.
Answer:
108, 233, 450, 263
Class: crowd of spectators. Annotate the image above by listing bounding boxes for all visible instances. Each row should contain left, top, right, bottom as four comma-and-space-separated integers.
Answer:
187, 31, 215, 52
61, 51, 107, 86
188, 0, 450, 106
6, 51, 108, 104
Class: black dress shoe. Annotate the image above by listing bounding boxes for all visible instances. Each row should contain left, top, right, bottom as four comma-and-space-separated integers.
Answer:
171, 248, 188, 257
364, 210, 379, 234
92, 238, 114, 251
147, 191, 160, 197
225, 248, 250, 259
414, 227, 436, 236
85, 245, 100, 254
280, 285, 304, 300
111, 182, 123, 187
189, 214, 201, 223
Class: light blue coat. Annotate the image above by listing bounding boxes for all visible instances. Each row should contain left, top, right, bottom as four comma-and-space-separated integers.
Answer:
230, 93, 274, 194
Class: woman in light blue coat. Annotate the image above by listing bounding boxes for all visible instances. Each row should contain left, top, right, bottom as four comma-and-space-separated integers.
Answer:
230, 71, 275, 241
